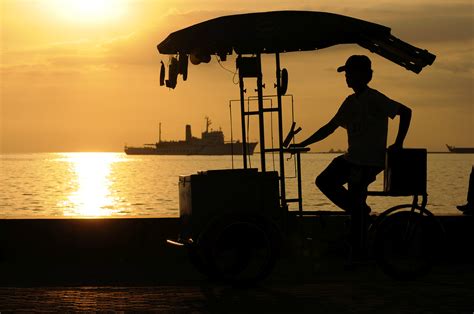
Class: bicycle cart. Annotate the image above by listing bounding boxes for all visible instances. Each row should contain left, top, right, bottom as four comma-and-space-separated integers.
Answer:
161, 11, 441, 283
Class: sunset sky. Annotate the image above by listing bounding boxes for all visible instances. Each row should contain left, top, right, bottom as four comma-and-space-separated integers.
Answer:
1, 0, 472, 153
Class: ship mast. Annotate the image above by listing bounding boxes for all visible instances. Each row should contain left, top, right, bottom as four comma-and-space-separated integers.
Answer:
205, 116, 211, 133
159, 122, 162, 143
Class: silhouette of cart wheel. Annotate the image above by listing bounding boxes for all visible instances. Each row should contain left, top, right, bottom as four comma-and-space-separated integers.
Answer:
191, 213, 281, 285
187, 241, 215, 279
372, 208, 444, 280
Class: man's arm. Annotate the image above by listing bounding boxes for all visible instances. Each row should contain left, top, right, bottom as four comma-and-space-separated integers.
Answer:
389, 104, 412, 149
293, 119, 339, 148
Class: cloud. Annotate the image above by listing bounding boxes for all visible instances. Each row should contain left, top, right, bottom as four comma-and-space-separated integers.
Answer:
1, 38, 121, 77
0, 9, 236, 75
430, 44, 474, 74
1, 2, 472, 76
360, 3, 474, 43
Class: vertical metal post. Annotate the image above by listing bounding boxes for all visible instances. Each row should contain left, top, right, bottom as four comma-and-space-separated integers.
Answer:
275, 53, 286, 207
238, 59, 248, 169
296, 152, 303, 213
229, 101, 234, 169
256, 53, 266, 172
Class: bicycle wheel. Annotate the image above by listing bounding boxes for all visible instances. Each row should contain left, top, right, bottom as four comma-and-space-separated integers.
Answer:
202, 213, 282, 286
373, 210, 443, 280
187, 241, 215, 279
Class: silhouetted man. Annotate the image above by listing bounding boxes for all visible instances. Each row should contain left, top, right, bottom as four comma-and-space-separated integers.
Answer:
292, 55, 412, 258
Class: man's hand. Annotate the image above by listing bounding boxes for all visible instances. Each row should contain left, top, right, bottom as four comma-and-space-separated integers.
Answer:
288, 143, 305, 149
288, 143, 311, 153
392, 104, 411, 151
388, 142, 403, 151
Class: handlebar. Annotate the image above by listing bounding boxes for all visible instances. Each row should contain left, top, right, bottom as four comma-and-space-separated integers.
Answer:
283, 122, 302, 148
285, 147, 310, 154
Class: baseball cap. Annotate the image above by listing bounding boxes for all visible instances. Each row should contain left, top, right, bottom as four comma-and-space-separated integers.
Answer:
337, 55, 372, 73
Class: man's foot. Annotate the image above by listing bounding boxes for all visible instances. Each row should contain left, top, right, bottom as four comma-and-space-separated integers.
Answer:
368, 214, 377, 224
463, 208, 473, 215
345, 204, 372, 215
457, 203, 473, 212
364, 204, 372, 214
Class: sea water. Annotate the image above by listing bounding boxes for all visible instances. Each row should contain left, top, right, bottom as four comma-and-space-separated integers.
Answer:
1, 152, 472, 218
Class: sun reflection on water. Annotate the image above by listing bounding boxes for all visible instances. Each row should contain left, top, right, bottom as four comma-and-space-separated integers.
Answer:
59, 153, 123, 217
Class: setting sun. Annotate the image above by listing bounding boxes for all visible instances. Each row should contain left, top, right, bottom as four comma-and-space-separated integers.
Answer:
50, 0, 125, 23
60, 153, 124, 217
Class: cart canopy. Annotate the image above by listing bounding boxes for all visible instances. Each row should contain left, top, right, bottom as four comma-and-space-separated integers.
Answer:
157, 11, 435, 74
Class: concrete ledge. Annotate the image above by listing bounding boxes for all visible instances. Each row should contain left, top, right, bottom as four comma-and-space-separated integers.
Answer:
0, 215, 472, 286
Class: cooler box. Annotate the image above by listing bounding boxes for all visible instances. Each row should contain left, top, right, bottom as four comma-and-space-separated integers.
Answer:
384, 148, 427, 196
178, 169, 282, 239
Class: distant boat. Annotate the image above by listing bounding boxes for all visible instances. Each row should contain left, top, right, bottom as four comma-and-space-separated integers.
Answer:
328, 148, 346, 153
446, 144, 474, 153
125, 117, 258, 155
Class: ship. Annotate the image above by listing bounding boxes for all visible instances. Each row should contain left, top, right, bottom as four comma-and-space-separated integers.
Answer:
124, 117, 258, 155
446, 144, 474, 153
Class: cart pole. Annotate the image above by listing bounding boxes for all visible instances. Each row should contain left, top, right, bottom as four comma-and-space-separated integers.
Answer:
256, 53, 266, 172
238, 56, 248, 169
275, 53, 287, 207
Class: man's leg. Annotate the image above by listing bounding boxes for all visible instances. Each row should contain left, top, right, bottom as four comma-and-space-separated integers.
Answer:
315, 155, 352, 212
348, 170, 369, 260
348, 166, 382, 260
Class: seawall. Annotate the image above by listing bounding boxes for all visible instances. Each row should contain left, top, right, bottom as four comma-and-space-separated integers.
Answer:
0, 215, 472, 285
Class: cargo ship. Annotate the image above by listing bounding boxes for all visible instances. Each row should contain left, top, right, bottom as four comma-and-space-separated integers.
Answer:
446, 144, 474, 154
125, 118, 258, 155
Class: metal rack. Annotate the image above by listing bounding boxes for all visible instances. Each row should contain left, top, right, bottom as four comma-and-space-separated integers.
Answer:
235, 53, 307, 213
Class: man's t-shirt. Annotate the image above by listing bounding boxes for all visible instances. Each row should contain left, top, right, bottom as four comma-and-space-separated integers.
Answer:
332, 87, 401, 167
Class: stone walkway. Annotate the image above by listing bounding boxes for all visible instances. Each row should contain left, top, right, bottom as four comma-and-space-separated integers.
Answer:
1, 269, 473, 313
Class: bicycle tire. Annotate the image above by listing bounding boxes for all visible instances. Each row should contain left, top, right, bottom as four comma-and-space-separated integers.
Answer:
373, 209, 444, 280
191, 213, 282, 286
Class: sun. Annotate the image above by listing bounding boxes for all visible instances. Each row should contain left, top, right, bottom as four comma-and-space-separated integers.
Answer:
59, 153, 124, 217
51, 0, 125, 23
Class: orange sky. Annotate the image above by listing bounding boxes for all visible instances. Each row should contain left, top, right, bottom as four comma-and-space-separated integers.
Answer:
1, 0, 473, 153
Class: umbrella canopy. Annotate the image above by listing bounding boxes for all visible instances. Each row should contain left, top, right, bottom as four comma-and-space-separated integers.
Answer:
158, 11, 435, 73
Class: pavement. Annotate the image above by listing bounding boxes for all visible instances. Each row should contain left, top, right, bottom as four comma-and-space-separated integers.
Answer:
1, 216, 473, 312
1, 262, 473, 313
